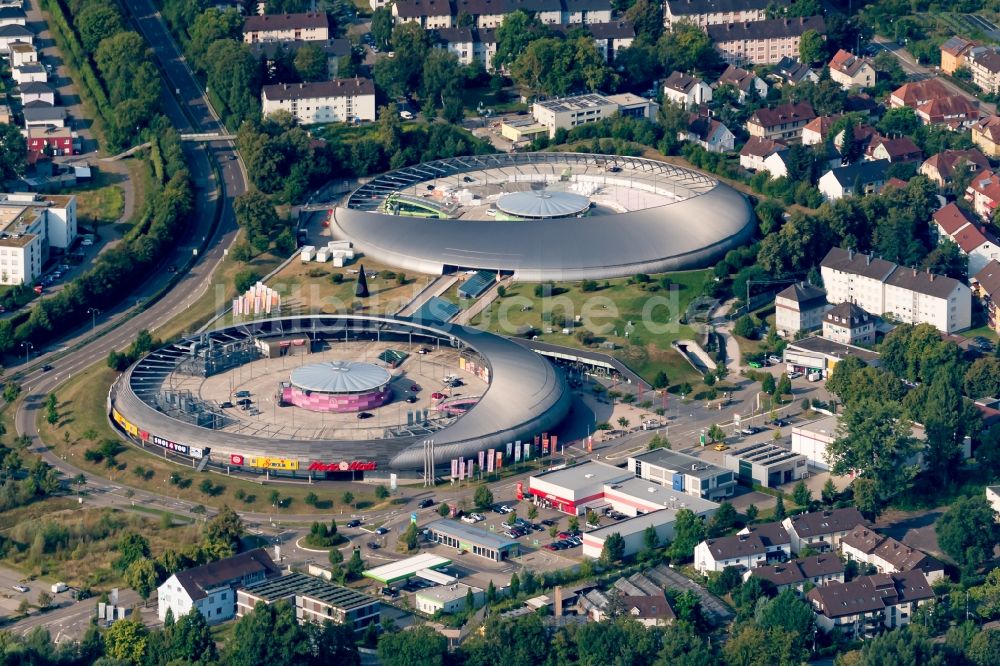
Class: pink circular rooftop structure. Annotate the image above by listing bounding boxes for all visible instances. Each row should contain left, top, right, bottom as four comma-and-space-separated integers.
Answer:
282, 360, 392, 413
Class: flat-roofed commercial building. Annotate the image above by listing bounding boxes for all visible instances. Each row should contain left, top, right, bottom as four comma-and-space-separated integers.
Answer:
783, 335, 880, 379
532, 93, 620, 138
237, 572, 380, 632
425, 520, 520, 562
528, 460, 633, 515
581, 496, 718, 560
415, 583, 484, 614
628, 448, 736, 500
723, 442, 807, 488
362, 553, 453, 585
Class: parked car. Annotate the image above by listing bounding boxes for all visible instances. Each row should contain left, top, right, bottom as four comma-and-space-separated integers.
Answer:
768, 355, 782, 365
772, 418, 790, 427
381, 587, 399, 598
497, 505, 512, 514
788, 371, 802, 379
713, 443, 729, 451
461, 514, 478, 523
374, 527, 389, 535
12, 584, 28, 593
367, 542, 380, 550
418, 498, 435, 508
406, 396, 417, 403
346, 519, 362, 528
540, 519, 555, 527
557, 531, 572, 539
748, 360, 763, 369
357, 411, 373, 419
544, 543, 558, 551
431, 392, 446, 400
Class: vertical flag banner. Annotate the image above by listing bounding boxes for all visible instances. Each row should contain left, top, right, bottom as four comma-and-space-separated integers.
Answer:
587, 435, 593, 453
459, 457, 465, 480
478, 450, 485, 470
534, 435, 540, 448
451, 459, 458, 479
467, 460, 474, 478
495, 451, 502, 470
524, 442, 531, 460
542, 436, 549, 454
506, 442, 512, 457
487, 449, 495, 473
551, 435, 558, 451
515, 441, 522, 462
516, 482, 524, 500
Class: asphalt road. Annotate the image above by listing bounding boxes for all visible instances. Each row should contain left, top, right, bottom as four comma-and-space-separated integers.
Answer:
13, 1, 244, 502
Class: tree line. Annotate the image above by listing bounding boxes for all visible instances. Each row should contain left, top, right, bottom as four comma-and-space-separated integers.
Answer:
0, 122, 193, 356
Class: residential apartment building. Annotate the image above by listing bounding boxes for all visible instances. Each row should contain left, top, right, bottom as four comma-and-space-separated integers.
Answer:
966, 46, 1000, 93
260, 78, 376, 125
820, 247, 972, 333
746, 101, 816, 142
890, 78, 952, 108
890, 78, 979, 129
237, 572, 380, 632
243, 12, 330, 43
822, 302, 875, 346
933, 202, 1000, 276
706, 16, 825, 66
27, 126, 74, 157
716, 65, 768, 104
663, 0, 780, 30
840, 526, 945, 583
394, 0, 454, 28
940, 35, 977, 74
549, 20, 635, 62
628, 448, 736, 501
158, 549, 280, 624
782, 507, 867, 555
0, 5, 25, 27
531, 93, 619, 136
919, 148, 990, 187
0, 192, 76, 286
749, 554, 845, 595
775, 282, 829, 334
972, 115, 1000, 156
663, 71, 712, 107
806, 571, 934, 639
972, 260, 1000, 334
693, 522, 791, 573
828, 49, 875, 90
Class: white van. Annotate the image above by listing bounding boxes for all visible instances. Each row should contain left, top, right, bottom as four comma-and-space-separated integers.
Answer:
807, 372, 822, 382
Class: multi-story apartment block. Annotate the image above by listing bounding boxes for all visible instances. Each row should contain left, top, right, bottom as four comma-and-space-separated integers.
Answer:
972, 260, 1000, 334
260, 79, 376, 125
807, 571, 934, 640
840, 526, 945, 583
782, 507, 867, 555
965, 46, 1000, 93
663, 0, 782, 30
158, 549, 280, 624
393, 0, 454, 28
237, 572, 380, 632
775, 282, 829, 334
0, 192, 76, 286
749, 555, 845, 596
396, 0, 611, 29
706, 16, 824, 66
820, 247, 972, 333
693, 522, 791, 573
531, 93, 622, 138
562, 0, 613, 24
242, 12, 330, 43
746, 101, 816, 142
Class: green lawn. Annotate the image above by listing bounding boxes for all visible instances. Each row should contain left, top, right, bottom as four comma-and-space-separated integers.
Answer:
470, 271, 714, 385
963, 324, 999, 342
58, 171, 126, 232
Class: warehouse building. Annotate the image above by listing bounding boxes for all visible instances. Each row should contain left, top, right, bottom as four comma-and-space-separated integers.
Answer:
425, 520, 521, 562
362, 553, 453, 585
415, 583, 484, 615
581, 494, 718, 560
723, 442, 807, 488
528, 460, 634, 515
628, 449, 736, 500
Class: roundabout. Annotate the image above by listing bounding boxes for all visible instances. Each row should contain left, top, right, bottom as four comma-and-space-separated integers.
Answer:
108, 314, 572, 478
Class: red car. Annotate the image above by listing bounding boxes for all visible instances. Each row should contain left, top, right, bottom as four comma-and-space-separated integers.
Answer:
431, 392, 445, 400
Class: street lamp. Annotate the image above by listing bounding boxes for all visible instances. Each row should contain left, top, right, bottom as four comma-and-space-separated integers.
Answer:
20, 341, 32, 365
87, 307, 100, 332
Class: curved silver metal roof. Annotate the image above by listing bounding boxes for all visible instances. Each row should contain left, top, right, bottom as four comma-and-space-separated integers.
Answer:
331, 153, 754, 281
496, 191, 590, 218
290, 360, 390, 394
111, 315, 571, 472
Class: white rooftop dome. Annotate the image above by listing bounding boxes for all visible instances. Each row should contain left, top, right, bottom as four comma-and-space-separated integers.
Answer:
290, 360, 391, 394
496, 190, 591, 219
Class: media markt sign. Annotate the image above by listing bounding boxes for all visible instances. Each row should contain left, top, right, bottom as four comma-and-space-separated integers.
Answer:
308, 460, 378, 472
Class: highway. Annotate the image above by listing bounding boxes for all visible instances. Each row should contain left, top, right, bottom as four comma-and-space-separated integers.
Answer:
13, 1, 244, 504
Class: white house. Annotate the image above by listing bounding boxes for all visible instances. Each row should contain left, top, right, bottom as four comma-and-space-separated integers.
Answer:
987, 486, 1000, 516
12, 64, 45, 85
775, 282, 830, 335
693, 522, 791, 574
157, 549, 280, 624
0, 23, 32, 53
932, 202, 1000, 276
9, 42, 35, 67
818, 159, 890, 201
839, 525, 946, 583
739, 136, 786, 172
242, 12, 330, 43
260, 78, 376, 125
749, 555, 845, 595
716, 64, 768, 104
762, 150, 793, 179
663, 71, 712, 108
680, 112, 734, 153
19, 81, 55, 106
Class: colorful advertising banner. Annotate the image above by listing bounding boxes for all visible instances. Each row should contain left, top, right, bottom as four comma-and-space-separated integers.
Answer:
478, 450, 485, 470
466, 460, 474, 479
516, 481, 524, 500
451, 459, 458, 480
514, 441, 522, 462
524, 442, 531, 460
308, 461, 376, 472
248, 456, 298, 471
495, 451, 502, 471
506, 442, 512, 457
551, 435, 558, 451
459, 457, 465, 480
487, 449, 495, 473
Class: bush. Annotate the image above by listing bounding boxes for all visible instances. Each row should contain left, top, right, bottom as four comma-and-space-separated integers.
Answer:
234, 270, 261, 294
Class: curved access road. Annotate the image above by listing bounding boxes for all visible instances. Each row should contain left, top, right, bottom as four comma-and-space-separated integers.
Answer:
14, 1, 244, 496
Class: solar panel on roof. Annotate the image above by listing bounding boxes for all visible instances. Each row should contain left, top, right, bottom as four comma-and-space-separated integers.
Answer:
458, 271, 496, 299
411, 296, 460, 324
